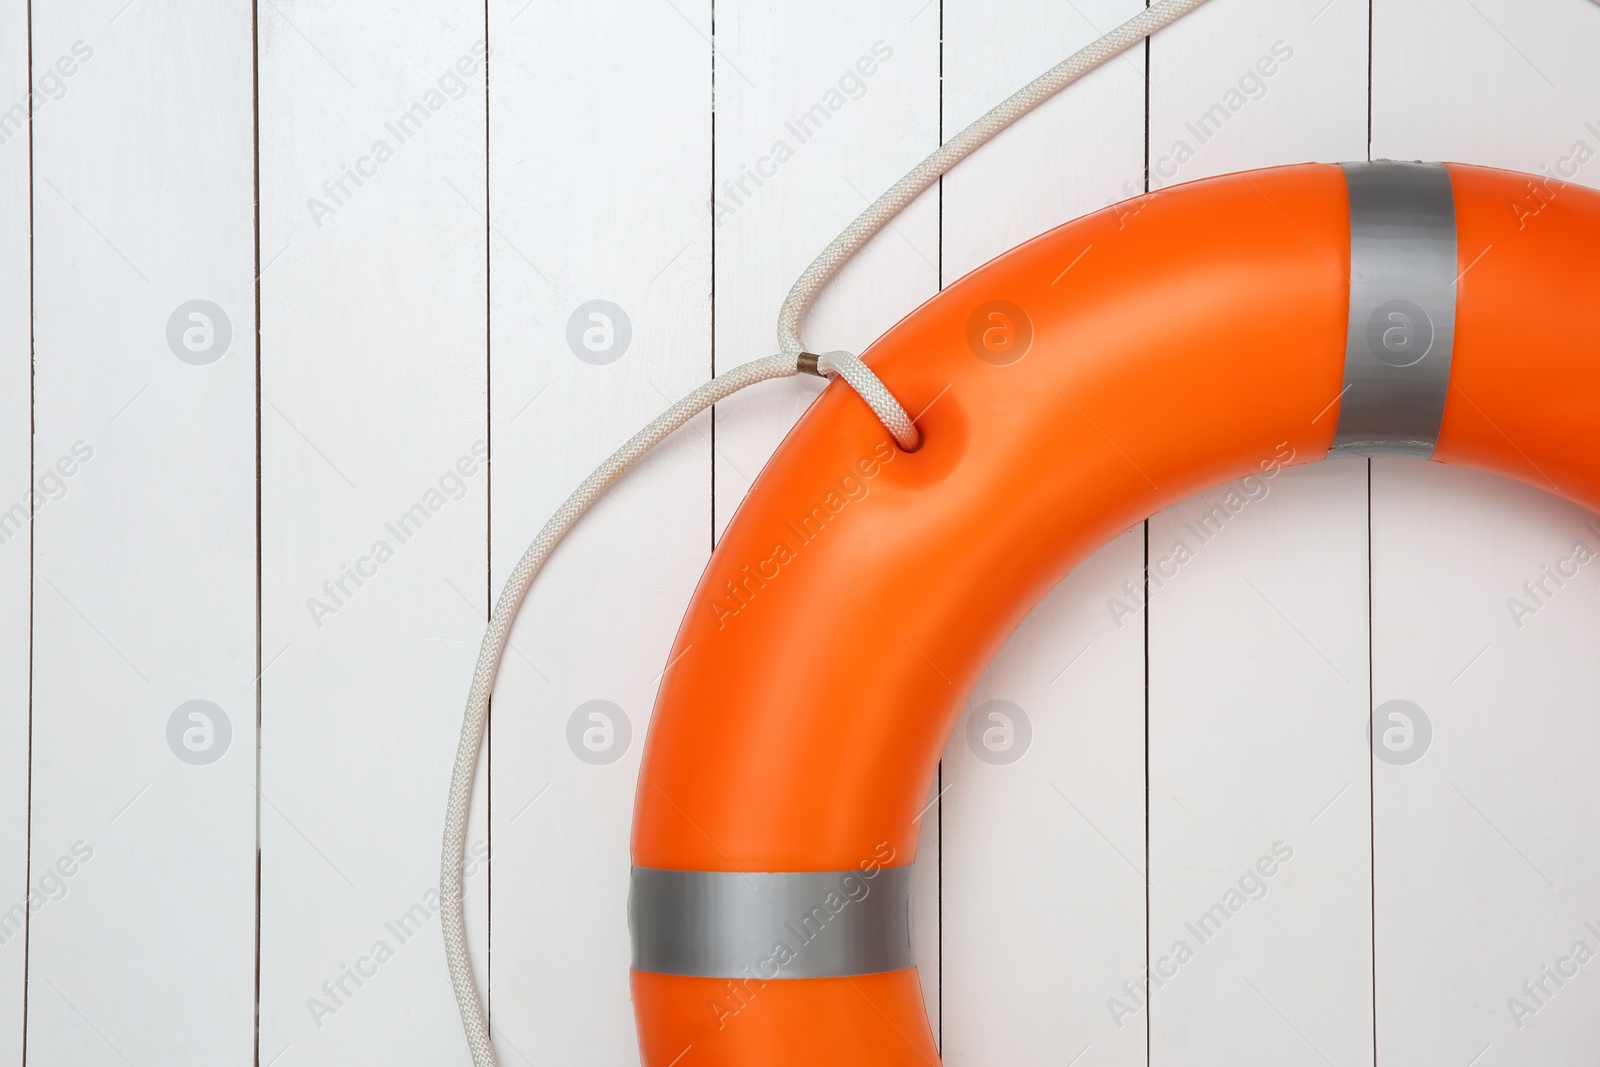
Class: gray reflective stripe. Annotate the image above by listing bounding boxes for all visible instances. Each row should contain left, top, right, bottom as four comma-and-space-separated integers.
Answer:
629, 865, 915, 979
1330, 161, 1458, 458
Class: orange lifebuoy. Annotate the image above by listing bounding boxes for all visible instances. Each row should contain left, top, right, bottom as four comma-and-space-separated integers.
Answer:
627, 162, 1600, 1065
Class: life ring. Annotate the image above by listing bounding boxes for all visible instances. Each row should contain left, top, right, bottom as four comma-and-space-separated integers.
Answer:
627, 161, 1600, 1065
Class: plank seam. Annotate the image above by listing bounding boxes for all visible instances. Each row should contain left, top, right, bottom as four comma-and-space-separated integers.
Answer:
20, 0, 34, 1061
483, 0, 495, 1036
1367, 7, 1377, 1063
1367, 460, 1377, 1065
251, 1, 265, 1064
1142, 5, 1152, 1064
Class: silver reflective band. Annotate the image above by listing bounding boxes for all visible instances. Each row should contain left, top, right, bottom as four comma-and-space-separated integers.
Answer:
1331, 161, 1458, 458
629, 865, 915, 979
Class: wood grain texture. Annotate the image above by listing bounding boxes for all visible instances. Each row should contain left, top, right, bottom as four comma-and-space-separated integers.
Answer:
257, 3, 488, 1062
28, 2, 256, 1063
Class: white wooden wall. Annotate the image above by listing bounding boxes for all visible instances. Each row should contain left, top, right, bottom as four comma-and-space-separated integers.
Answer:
7, 1, 1600, 1064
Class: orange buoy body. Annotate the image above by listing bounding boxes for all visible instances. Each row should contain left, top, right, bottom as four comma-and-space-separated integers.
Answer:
627, 162, 1600, 1065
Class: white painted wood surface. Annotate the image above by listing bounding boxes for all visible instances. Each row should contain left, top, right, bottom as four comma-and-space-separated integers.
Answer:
486, 2, 710, 1062
257, 3, 488, 1064
6, 1, 1600, 1064
27, 3, 258, 1065
0, 0, 28, 1061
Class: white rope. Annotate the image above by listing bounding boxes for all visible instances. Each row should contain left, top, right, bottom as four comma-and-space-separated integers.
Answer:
777, 0, 1216, 365
440, 357, 795, 1066
441, 3, 1215, 1062
816, 349, 922, 450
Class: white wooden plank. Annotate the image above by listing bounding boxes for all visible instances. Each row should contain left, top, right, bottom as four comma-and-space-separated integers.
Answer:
1146, 3, 1373, 1063
485, 1, 711, 1061
942, 529, 1148, 1065
10, 3, 1595, 1063
709, 0, 943, 1035
937, 2, 1148, 1064
27, 2, 256, 1063
1146, 463, 1371, 1064
256, 3, 488, 1063
1371, 465, 1600, 1064
1371, 2, 1600, 1061
0, 0, 29, 1061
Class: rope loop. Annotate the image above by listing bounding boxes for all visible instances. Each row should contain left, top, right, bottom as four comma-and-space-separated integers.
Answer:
807, 350, 922, 451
